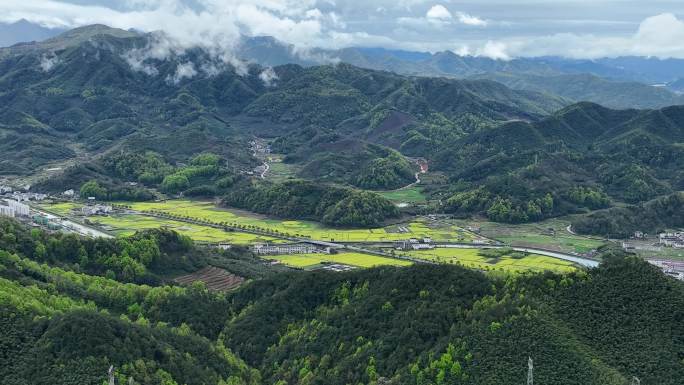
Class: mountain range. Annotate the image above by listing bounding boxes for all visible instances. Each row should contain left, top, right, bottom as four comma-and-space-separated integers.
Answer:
4, 20, 684, 110
0, 24, 683, 231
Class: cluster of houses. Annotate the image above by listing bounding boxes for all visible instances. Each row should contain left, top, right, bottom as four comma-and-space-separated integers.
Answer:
81, 205, 113, 216
1, 190, 47, 202
395, 237, 434, 251
251, 243, 330, 255
0, 199, 30, 218
658, 232, 684, 249
648, 259, 684, 281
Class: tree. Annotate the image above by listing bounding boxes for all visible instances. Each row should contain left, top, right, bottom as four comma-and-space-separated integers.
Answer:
80, 180, 107, 199
161, 175, 190, 194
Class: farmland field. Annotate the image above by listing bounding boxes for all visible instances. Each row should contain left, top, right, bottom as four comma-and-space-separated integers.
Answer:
122, 200, 479, 243
455, 218, 607, 254
264, 252, 413, 268
401, 248, 577, 273
37, 201, 82, 216
377, 186, 427, 203
91, 214, 283, 244
265, 158, 300, 182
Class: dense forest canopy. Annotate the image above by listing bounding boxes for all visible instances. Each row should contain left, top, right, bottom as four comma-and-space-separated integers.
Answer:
572, 192, 684, 237
223, 179, 400, 227
0, 219, 682, 385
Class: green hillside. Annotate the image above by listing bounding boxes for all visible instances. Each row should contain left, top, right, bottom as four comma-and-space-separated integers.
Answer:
0, 219, 682, 385
0, 25, 562, 183
2, 25, 684, 231
470, 72, 684, 109
437, 102, 684, 223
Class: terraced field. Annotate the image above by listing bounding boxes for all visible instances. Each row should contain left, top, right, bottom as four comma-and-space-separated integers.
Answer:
174, 266, 245, 291
401, 248, 577, 273
124, 200, 477, 243
264, 252, 412, 269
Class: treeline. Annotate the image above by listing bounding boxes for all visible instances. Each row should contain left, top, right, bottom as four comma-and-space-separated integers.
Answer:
572, 192, 684, 238
79, 180, 155, 201
159, 152, 235, 195
445, 186, 555, 223
444, 179, 615, 223
223, 179, 399, 227
102, 151, 174, 185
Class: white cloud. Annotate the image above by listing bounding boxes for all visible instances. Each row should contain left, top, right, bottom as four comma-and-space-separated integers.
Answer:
4, 1, 684, 61
39, 53, 60, 71
400, 5, 487, 29
305, 8, 323, 19
259, 67, 278, 86
167, 61, 197, 84
426, 5, 451, 20
481, 13, 684, 59
476, 40, 510, 60
632, 13, 684, 57
456, 12, 487, 27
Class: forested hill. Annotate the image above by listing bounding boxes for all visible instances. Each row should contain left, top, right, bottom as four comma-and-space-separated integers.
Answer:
440, 102, 684, 223
0, 24, 564, 178
469, 72, 684, 110
3, 24, 684, 229
0, 219, 682, 384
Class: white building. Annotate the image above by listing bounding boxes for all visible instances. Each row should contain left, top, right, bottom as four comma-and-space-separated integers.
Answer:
63, 189, 75, 197
0, 205, 14, 217
81, 205, 113, 216
659, 232, 684, 247
7, 200, 29, 217
10, 192, 46, 201
252, 243, 320, 255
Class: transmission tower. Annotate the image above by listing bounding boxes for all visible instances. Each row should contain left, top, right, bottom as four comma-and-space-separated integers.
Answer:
108, 365, 115, 385
527, 357, 534, 385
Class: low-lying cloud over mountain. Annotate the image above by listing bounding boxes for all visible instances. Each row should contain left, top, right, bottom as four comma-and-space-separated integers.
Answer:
3, 0, 684, 60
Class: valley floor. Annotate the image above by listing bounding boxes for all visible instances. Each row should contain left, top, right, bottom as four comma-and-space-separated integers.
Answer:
35, 199, 604, 273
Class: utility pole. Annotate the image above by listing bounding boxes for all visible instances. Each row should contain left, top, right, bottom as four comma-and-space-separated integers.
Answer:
527, 357, 534, 385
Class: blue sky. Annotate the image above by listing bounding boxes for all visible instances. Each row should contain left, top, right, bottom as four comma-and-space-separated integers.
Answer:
2, 0, 684, 58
